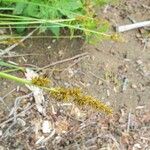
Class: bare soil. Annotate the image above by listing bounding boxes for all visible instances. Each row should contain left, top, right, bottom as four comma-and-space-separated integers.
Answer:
0, 0, 150, 149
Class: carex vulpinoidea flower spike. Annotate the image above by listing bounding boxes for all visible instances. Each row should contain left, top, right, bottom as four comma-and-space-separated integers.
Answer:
49, 87, 112, 115
31, 76, 50, 87
0, 71, 112, 114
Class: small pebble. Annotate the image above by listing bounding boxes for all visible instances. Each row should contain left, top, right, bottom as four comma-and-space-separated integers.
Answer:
86, 83, 91, 87
47, 45, 51, 49
136, 60, 143, 65
131, 84, 137, 89
52, 39, 56, 43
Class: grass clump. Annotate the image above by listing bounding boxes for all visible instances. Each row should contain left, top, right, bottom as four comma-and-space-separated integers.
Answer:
0, 0, 116, 42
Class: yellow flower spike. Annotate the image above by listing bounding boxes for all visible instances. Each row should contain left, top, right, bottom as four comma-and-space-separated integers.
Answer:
49, 87, 112, 115
31, 76, 50, 87
50, 87, 70, 101
74, 95, 112, 115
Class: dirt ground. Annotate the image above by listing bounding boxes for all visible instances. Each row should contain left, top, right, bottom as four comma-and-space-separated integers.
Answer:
0, 0, 150, 149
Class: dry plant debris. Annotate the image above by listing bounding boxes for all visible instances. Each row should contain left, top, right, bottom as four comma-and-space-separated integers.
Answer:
0, 91, 150, 150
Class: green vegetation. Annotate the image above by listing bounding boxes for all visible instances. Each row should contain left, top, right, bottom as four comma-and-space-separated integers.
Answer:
0, 60, 112, 114
0, 0, 115, 41
0, 0, 115, 114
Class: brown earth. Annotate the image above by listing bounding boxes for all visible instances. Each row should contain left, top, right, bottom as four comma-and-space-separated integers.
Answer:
0, 0, 149, 111
0, 0, 150, 149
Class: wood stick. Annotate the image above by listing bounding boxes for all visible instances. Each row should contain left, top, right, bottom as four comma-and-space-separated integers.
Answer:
0, 28, 38, 57
116, 20, 150, 32
38, 52, 88, 71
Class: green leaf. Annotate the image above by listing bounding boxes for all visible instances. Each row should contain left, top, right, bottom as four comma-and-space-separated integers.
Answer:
58, 0, 82, 11
15, 24, 26, 33
55, 0, 83, 18
49, 25, 60, 37
13, 2, 27, 15
23, 3, 39, 17
39, 5, 59, 19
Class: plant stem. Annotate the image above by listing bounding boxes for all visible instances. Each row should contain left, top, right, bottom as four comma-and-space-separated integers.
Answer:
1, 68, 23, 73
0, 72, 56, 92
0, 8, 14, 10
0, 72, 31, 85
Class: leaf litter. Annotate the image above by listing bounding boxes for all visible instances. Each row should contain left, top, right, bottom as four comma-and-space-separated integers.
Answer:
0, 88, 150, 149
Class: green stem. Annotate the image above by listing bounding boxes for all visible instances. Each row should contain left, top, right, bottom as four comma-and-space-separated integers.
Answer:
1, 68, 23, 73
0, 72, 56, 92
0, 72, 31, 85
0, 35, 82, 39
0, 18, 75, 25
0, 8, 14, 10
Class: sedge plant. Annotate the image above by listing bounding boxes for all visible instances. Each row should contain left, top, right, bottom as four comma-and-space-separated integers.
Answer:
0, 1, 116, 114
0, 61, 112, 115
0, 0, 119, 42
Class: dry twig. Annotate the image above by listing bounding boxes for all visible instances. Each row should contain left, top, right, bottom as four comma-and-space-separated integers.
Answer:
116, 21, 150, 32
38, 52, 88, 71
0, 28, 38, 57
0, 104, 34, 128
127, 111, 131, 132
